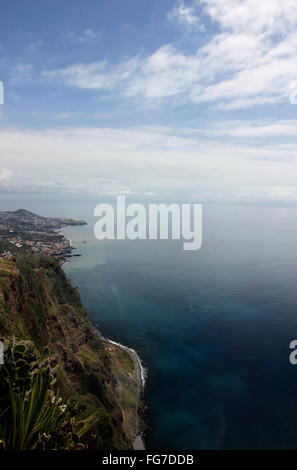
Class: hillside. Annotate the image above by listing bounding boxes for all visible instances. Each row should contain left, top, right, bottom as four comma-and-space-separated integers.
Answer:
0, 209, 86, 265
0, 253, 143, 450
0, 208, 86, 231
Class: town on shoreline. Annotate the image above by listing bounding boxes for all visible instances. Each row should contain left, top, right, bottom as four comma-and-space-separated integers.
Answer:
0, 208, 86, 262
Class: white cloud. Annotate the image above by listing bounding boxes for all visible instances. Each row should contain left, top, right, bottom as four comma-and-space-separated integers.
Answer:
201, 0, 297, 34
53, 112, 78, 120
205, 120, 297, 137
3, 2, 297, 204
167, 1, 205, 32
10, 63, 34, 85
42, 0, 297, 109
0, 125, 297, 203
65, 29, 101, 44
43, 58, 139, 91
0, 168, 13, 186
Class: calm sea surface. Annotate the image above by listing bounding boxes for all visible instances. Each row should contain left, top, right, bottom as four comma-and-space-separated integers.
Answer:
54, 203, 297, 449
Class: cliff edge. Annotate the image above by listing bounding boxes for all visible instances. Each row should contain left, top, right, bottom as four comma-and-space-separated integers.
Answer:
0, 253, 143, 450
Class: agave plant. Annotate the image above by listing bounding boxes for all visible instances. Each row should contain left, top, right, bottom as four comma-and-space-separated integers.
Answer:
0, 339, 96, 450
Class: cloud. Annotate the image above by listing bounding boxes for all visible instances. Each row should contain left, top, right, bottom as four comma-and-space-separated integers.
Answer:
201, 0, 297, 34
0, 168, 13, 186
41, 0, 297, 109
205, 120, 297, 137
2, 2, 297, 205
10, 63, 34, 85
27, 40, 43, 52
0, 125, 297, 203
43, 58, 139, 91
53, 112, 78, 120
167, 1, 205, 32
65, 29, 101, 44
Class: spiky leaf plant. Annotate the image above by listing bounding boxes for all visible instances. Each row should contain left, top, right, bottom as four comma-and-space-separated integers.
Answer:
0, 339, 96, 450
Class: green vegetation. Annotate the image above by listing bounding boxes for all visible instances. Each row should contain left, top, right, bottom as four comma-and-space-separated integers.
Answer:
0, 340, 95, 449
0, 253, 142, 450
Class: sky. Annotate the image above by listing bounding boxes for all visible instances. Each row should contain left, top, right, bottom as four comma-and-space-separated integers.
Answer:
1, 0, 297, 204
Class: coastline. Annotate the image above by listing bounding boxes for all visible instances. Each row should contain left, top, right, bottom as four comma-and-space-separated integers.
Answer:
98, 332, 146, 450
60, 225, 146, 450
1, 211, 147, 449
107, 338, 147, 389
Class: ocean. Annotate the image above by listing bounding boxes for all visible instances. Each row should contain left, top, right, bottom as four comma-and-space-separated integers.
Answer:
43, 202, 297, 449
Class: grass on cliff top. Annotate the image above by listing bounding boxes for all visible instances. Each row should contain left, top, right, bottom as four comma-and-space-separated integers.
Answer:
0, 258, 18, 277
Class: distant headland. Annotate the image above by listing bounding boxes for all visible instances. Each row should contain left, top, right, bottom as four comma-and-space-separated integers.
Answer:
0, 208, 86, 262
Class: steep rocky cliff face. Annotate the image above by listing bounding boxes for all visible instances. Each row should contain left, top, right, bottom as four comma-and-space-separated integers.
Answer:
0, 253, 142, 449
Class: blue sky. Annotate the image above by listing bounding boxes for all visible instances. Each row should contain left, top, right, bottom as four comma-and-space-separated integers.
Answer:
1, 0, 297, 204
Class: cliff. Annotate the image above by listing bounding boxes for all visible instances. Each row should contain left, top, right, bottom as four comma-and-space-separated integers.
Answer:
0, 253, 143, 450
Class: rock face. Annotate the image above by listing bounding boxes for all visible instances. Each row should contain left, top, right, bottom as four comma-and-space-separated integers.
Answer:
0, 253, 142, 450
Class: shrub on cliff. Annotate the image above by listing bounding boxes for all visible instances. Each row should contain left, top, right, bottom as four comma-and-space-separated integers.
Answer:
0, 340, 96, 450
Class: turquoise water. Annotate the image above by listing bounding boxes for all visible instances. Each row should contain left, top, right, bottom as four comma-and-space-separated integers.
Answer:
61, 203, 297, 449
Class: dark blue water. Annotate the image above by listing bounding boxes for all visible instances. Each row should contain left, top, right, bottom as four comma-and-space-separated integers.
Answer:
62, 203, 297, 449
